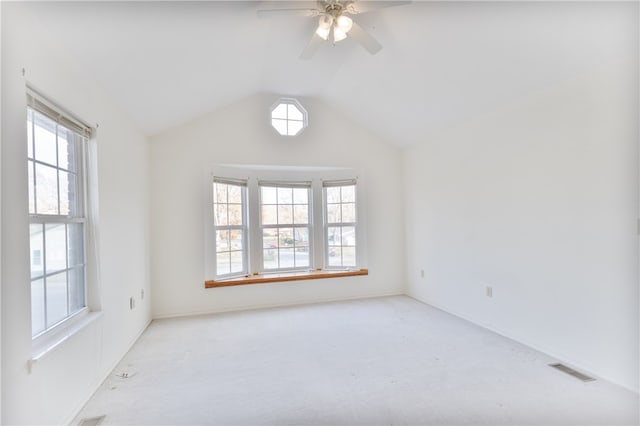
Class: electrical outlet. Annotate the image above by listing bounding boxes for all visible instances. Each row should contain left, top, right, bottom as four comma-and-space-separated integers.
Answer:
141, 289, 145, 300
486, 286, 493, 298
420, 269, 425, 278
129, 296, 135, 310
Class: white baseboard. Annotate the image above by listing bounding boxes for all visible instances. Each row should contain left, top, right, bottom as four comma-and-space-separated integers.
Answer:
407, 294, 639, 395
63, 318, 153, 425
152, 291, 404, 320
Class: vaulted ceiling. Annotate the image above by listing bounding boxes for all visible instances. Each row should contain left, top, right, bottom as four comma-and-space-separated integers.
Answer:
20, 1, 635, 146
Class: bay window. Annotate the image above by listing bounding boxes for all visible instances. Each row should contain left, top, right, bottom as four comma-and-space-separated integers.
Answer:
206, 168, 364, 282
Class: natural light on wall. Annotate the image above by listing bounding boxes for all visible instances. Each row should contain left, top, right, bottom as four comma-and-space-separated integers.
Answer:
270, 98, 307, 136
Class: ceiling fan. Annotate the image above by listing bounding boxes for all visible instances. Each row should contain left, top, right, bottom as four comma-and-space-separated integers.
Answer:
257, 1, 411, 60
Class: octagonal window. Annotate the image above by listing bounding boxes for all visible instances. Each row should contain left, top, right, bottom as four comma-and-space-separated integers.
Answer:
270, 98, 307, 136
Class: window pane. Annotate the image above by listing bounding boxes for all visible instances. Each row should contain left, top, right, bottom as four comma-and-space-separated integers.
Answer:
293, 188, 308, 204
295, 247, 310, 267
277, 205, 293, 224
279, 228, 294, 248
46, 272, 68, 327
263, 249, 278, 269
229, 230, 243, 250
67, 223, 84, 267
31, 278, 45, 336
30, 224, 44, 279
58, 127, 76, 171
213, 183, 227, 204
288, 104, 303, 121
59, 170, 78, 216
216, 252, 230, 275
261, 186, 276, 204
45, 223, 67, 273
69, 266, 85, 313
342, 226, 356, 246
326, 187, 340, 204
294, 228, 309, 246
342, 203, 356, 223
288, 120, 304, 136
293, 205, 308, 224
327, 204, 340, 223
341, 185, 356, 202
277, 187, 293, 204
328, 247, 342, 266
271, 118, 287, 135
215, 204, 228, 226
279, 248, 294, 268
261, 205, 277, 225
35, 163, 59, 215
328, 226, 342, 246
28, 161, 35, 214
27, 109, 34, 159
216, 230, 230, 252
226, 185, 240, 204
342, 247, 356, 266
230, 251, 243, 274
228, 204, 243, 226
263, 228, 278, 249
33, 112, 57, 166
271, 103, 287, 119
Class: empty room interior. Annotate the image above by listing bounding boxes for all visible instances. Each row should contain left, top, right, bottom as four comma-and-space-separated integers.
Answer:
1, 0, 639, 425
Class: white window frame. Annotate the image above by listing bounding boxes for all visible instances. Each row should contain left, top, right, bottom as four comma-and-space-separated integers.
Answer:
204, 166, 366, 280
258, 181, 313, 273
269, 98, 308, 137
212, 177, 249, 280
323, 179, 358, 270
27, 87, 91, 339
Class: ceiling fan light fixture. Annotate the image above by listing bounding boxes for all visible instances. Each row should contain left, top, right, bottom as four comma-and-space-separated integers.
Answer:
333, 26, 347, 42
335, 15, 353, 33
316, 25, 331, 40
316, 14, 334, 40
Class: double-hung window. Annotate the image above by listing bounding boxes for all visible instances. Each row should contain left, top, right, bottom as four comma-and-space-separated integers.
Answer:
207, 168, 363, 282
27, 90, 90, 337
324, 180, 357, 268
213, 177, 248, 278
259, 182, 311, 271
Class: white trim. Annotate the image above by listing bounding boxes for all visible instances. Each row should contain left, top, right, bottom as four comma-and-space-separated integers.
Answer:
408, 295, 640, 395
30, 310, 103, 371
153, 292, 404, 321
61, 318, 152, 426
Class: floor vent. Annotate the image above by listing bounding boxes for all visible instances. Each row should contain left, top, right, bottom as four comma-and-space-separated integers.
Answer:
549, 363, 595, 382
78, 415, 106, 426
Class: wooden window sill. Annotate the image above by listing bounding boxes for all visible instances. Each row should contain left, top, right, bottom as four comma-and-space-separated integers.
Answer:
205, 268, 368, 288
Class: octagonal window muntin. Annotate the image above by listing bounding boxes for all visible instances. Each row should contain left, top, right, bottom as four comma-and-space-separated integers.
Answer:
270, 98, 308, 136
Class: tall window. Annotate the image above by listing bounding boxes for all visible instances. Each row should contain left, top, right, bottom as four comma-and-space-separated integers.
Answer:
324, 180, 357, 268
213, 178, 247, 278
27, 91, 90, 337
259, 182, 311, 271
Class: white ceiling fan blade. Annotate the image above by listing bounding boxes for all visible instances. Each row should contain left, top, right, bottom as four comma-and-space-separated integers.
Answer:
257, 8, 319, 18
346, 1, 412, 15
300, 33, 325, 60
348, 21, 382, 55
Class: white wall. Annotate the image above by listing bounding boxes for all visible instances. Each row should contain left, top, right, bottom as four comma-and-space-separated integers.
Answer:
150, 93, 404, 318
403, 23, 639, 392
1, 4, 151, 424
